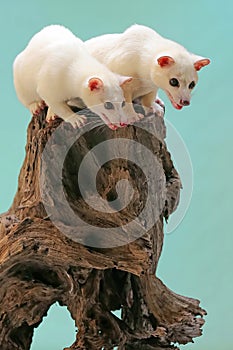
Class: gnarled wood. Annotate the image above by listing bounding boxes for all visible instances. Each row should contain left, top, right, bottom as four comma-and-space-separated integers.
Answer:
0, 107, 206, 349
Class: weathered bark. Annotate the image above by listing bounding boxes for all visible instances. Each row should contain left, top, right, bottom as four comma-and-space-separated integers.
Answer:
0, 107, 206, 350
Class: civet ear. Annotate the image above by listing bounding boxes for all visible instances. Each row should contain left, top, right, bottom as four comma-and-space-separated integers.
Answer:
157, 55, 175, 67
118, 75, 133, 87
88, 77, 104, 91
193, 57, 210, 71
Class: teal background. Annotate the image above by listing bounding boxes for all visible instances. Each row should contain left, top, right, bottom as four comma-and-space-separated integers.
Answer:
0, 0, 232, 349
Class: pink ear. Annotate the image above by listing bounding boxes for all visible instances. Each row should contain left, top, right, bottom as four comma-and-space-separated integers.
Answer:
157, 56, 175, 67
194, 58, 210, 71
119, 76, 133, 87
88, 77, 104, 91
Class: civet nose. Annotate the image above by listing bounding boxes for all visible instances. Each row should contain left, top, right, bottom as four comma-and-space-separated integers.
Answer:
180, 99, 190, 106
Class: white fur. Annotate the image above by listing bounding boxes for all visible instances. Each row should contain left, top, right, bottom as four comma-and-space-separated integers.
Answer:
13, 25, 133, 129
85, 24, 210, 112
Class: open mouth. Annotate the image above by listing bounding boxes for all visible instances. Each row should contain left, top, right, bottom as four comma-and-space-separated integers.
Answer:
101, 113, 118, 130
166, 91, 183, 110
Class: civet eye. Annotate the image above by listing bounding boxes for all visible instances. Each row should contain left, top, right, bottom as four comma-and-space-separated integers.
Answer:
104, 101, 114, 110
189, 81, 195, 89
122, 101, 126, 107
169, 78, 180, 87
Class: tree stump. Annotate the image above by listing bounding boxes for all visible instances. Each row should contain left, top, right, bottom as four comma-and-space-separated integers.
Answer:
0, 107, 206, 350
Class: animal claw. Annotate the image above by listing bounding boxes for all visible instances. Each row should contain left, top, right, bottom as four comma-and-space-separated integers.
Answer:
29, 101, 46, 116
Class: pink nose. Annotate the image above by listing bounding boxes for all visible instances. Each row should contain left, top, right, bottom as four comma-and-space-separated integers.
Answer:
180, 99, 190, 106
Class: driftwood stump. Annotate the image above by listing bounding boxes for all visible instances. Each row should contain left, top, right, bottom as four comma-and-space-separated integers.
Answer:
0, 107, 206, 350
